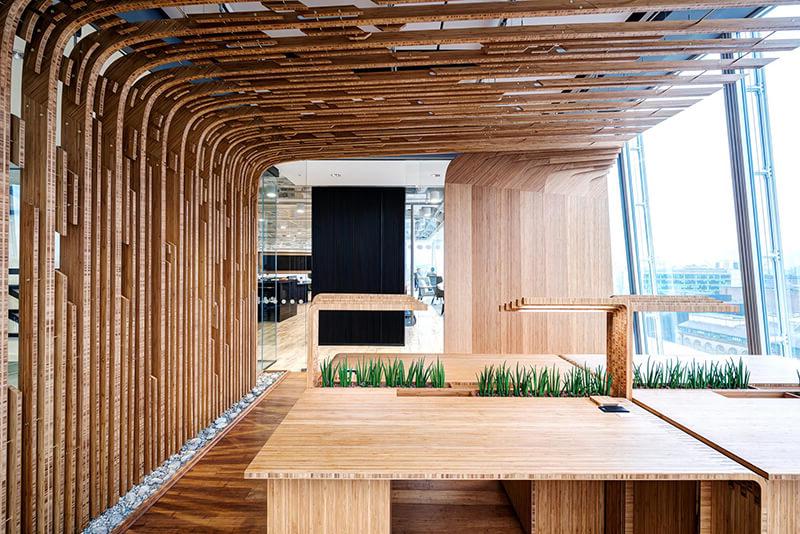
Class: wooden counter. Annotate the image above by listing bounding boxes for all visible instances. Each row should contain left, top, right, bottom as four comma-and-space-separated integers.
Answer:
565, 353, 800, 387
329, 353, 579, 386
634, 389, 800, 533
246, 389, 761, 533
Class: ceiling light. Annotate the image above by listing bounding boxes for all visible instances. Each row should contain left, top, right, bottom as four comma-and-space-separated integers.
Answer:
296, 204, 306, 214
427, 190, 443, 204
280, 224, 287, 230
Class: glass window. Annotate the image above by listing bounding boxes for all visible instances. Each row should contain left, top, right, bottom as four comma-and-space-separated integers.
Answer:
606, 161, 630, 295
765, 51, 800, 356
623, 92, 748, 355
730, 5, 800, 356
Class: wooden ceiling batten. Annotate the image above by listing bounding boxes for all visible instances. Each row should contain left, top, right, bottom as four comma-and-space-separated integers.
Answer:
2, 1, 800, 531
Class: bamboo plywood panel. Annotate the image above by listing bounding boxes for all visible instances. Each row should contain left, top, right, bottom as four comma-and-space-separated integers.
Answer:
443, 153, 613, 356
266, 479, 391, 534
3, 1, 800, 531
533, 480, 604, 534
634, 389, 800, 479
245, 389, 755, 481
766, 480, 800, 534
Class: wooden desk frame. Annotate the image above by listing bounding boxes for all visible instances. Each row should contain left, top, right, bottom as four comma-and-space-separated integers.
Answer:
306, 293, 427, 387
502, 295, 738, 399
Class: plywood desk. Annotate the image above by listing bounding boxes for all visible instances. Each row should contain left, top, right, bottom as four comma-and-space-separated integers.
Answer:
565, 353, 800, 388
635, 389, 800, 533
329, 353, 578, 386
246, 389, 759, 534
306, 293, 427, 387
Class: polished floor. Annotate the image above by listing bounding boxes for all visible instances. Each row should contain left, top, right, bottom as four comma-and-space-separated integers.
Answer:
128, 372, 523, 533
127, 373, 307, 533
258, 301, 444, 371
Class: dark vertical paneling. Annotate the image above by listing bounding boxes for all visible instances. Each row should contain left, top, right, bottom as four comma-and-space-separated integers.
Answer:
312, 187, 405, 345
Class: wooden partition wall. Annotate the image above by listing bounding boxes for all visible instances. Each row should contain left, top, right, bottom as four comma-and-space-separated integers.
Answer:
2, 1, 799, 531
444, 152, 616, 354
0, 6, 262, 532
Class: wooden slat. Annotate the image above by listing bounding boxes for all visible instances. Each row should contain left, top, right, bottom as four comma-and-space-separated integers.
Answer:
4, 2, 800, 532
8, 387, 22, 534
10, 114, 24, 167
56, 148, 68, 235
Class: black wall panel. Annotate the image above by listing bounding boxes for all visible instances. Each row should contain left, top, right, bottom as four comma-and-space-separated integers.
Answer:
312, 187, 405, 345
263, 255, 312, 272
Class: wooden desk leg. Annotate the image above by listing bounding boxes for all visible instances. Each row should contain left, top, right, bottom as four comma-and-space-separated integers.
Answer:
306, 305, 319, 387
267, 479, 391, 534
533, 481, 605, 533
763, 480, 800, 534
698, 480, 763, 534
606, 306, 631, 399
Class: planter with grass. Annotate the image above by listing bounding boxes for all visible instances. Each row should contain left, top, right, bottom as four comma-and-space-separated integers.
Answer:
633, 357, 751, 390
319, 356, 447, 390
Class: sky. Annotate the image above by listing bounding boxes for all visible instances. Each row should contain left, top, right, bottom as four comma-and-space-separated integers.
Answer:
630, 10, 800, 271
641, 90, 740, 268
764, 11, 800, 271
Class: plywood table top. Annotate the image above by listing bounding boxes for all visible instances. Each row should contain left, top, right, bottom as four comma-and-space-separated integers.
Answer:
329, 353, 579, 385
245, 389, 755, 482
310, 293, 427, 311
634, 389, 800, 480
564, 353, 800, 387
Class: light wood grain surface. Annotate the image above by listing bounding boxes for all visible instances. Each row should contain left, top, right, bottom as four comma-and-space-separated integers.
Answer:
5, 0, 800, 529
245, 389, 755, 481
443, 154, 613, 360
634, 389, 800, 479
311, 293, 427, 311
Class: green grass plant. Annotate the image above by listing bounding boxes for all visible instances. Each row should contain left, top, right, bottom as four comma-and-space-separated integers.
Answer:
475, 363, 606, 397
477, 365, 495, 397
545, 367, 562, 397
384, 358, 404, 387
633, 357, 750, 389
429, 358, 446, 388
494, 363, 511, 397
320, 358, 337, 387
367, 359, 383, 387
337, 358, 352, 387
512, 363, 531, 397
354, 359, 370, 387
409, 357, 431, 387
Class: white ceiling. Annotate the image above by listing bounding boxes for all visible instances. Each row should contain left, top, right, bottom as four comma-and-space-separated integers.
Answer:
277, 159, 451, 187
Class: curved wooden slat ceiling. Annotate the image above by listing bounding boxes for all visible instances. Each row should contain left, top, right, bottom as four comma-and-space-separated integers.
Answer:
1, 1, 800, 533
35, 0, 800, 171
